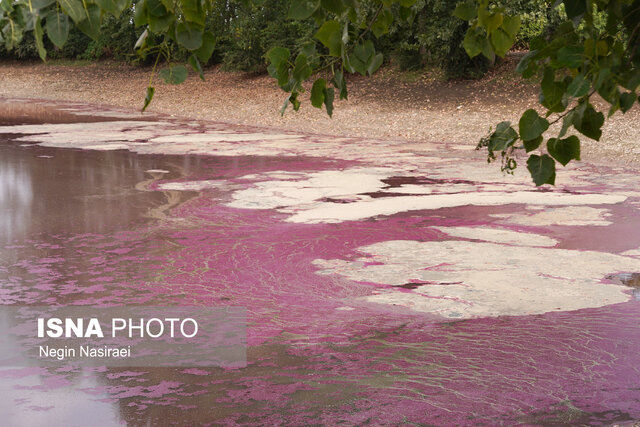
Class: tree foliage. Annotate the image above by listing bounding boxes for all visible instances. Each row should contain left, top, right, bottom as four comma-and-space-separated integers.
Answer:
1, 0, 638, 185
467, 0, 639, 185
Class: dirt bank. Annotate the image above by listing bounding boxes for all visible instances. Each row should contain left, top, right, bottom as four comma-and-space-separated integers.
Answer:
1, 57, 639, 167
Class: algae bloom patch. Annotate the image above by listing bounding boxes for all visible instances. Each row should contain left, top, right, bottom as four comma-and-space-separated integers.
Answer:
313, 232, 639, 319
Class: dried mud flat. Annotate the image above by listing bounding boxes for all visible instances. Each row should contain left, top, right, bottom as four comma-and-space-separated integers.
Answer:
1, 57, 639, 169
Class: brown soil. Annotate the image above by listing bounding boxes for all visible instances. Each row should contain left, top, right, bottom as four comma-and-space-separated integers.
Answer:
1, 56, 639, 167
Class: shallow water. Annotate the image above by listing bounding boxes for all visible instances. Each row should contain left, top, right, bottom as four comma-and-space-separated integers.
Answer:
1, 99, 640, 426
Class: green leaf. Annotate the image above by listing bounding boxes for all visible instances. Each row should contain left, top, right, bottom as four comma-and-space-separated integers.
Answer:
133, 0, 147, 26
31, 0, 55, 9
331, 70, 347, 100
607, 96, 620, 118
490, 28, 512, 58
350, 40, 375, 75
530, 35, 547, 51
148, 12, 174, 34
516, 50, 537, 74
620, 92, 636, 113
453, 0, 477, 21
345, 3, 357, 22
502, 15, 521, 38
556, 45, 583, 68
194, 31, 215, 63
519, 109, 549, 141
594, 67, 611, 90
342, 48, 355, 73
622, 70, 640, 91
540, 67, 566, 112
276, 62, 290, 87
485, 12, 503, 34
314, 20, 342, 57
182, 0, 205, 25
552, 20, 575, 38
34, 17, 46, 61
352, 40, 376, 62
3, 19, 23, 51
290, 91, 301, 111
481, 38, 495, 63
521, 64, 537, 80
600, 83, 619, 109
281, 91, 302, 115
310, 78, 326, 108
188, 54, 204, 81
292, 54, 312, 81
558, 110, 575, 138
280, 95, 290, 116
566, 74, 590, 98
574, 104, 604, 140
324, 86, 335, 117
175, 21, 203, 50
527, 154, 556, 186
399, 5, 415, 23
159, 65, 188, 84
267, 46, 290, 67
142, 86, 155, 112
76, 3, 101, 41
146, 0, 167, 17
488, 121, 518, 152
45, 12, 69, 48
321, 0, 345, 15
462, 28, 483, 58
367, 52, 383, 76
596, 40, 608, 57
94, 0, 129, 17
300, 41, 316, 58
547, 136, 580, 166
371, 9, 393, 38
58, 0, 84, 24
288, 0, 320, 20
160, 0, 174, 11
0, 0, 13, 12
584, 37, 595, 58
523, 136, 543, 152
562, 0, 586, 23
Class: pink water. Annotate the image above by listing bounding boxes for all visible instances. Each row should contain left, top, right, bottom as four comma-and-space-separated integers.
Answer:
1, 100, 639, 426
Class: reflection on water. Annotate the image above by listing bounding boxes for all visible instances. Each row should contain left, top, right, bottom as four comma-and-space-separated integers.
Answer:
0, 157, 32, 243
0, 142, 224, 309
0, 144, 188, 246
0, 366, 123, 426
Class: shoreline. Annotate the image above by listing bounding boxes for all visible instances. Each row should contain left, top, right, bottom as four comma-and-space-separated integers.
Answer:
1, 59, 639, 169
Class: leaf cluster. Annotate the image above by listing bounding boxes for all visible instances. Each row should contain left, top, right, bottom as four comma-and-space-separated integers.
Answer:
465, 0, 639, 185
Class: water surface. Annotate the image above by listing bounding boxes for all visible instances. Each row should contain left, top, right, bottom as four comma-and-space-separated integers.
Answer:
1, 99, 640, 426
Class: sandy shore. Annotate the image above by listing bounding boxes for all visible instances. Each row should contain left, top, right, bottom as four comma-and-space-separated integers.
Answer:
1, 58, 639, 168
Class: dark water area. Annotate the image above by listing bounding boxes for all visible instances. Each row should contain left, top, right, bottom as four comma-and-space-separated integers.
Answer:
0, 144, 184, 244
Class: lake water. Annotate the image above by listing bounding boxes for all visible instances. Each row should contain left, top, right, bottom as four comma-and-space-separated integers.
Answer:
1, 98, 640, 426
